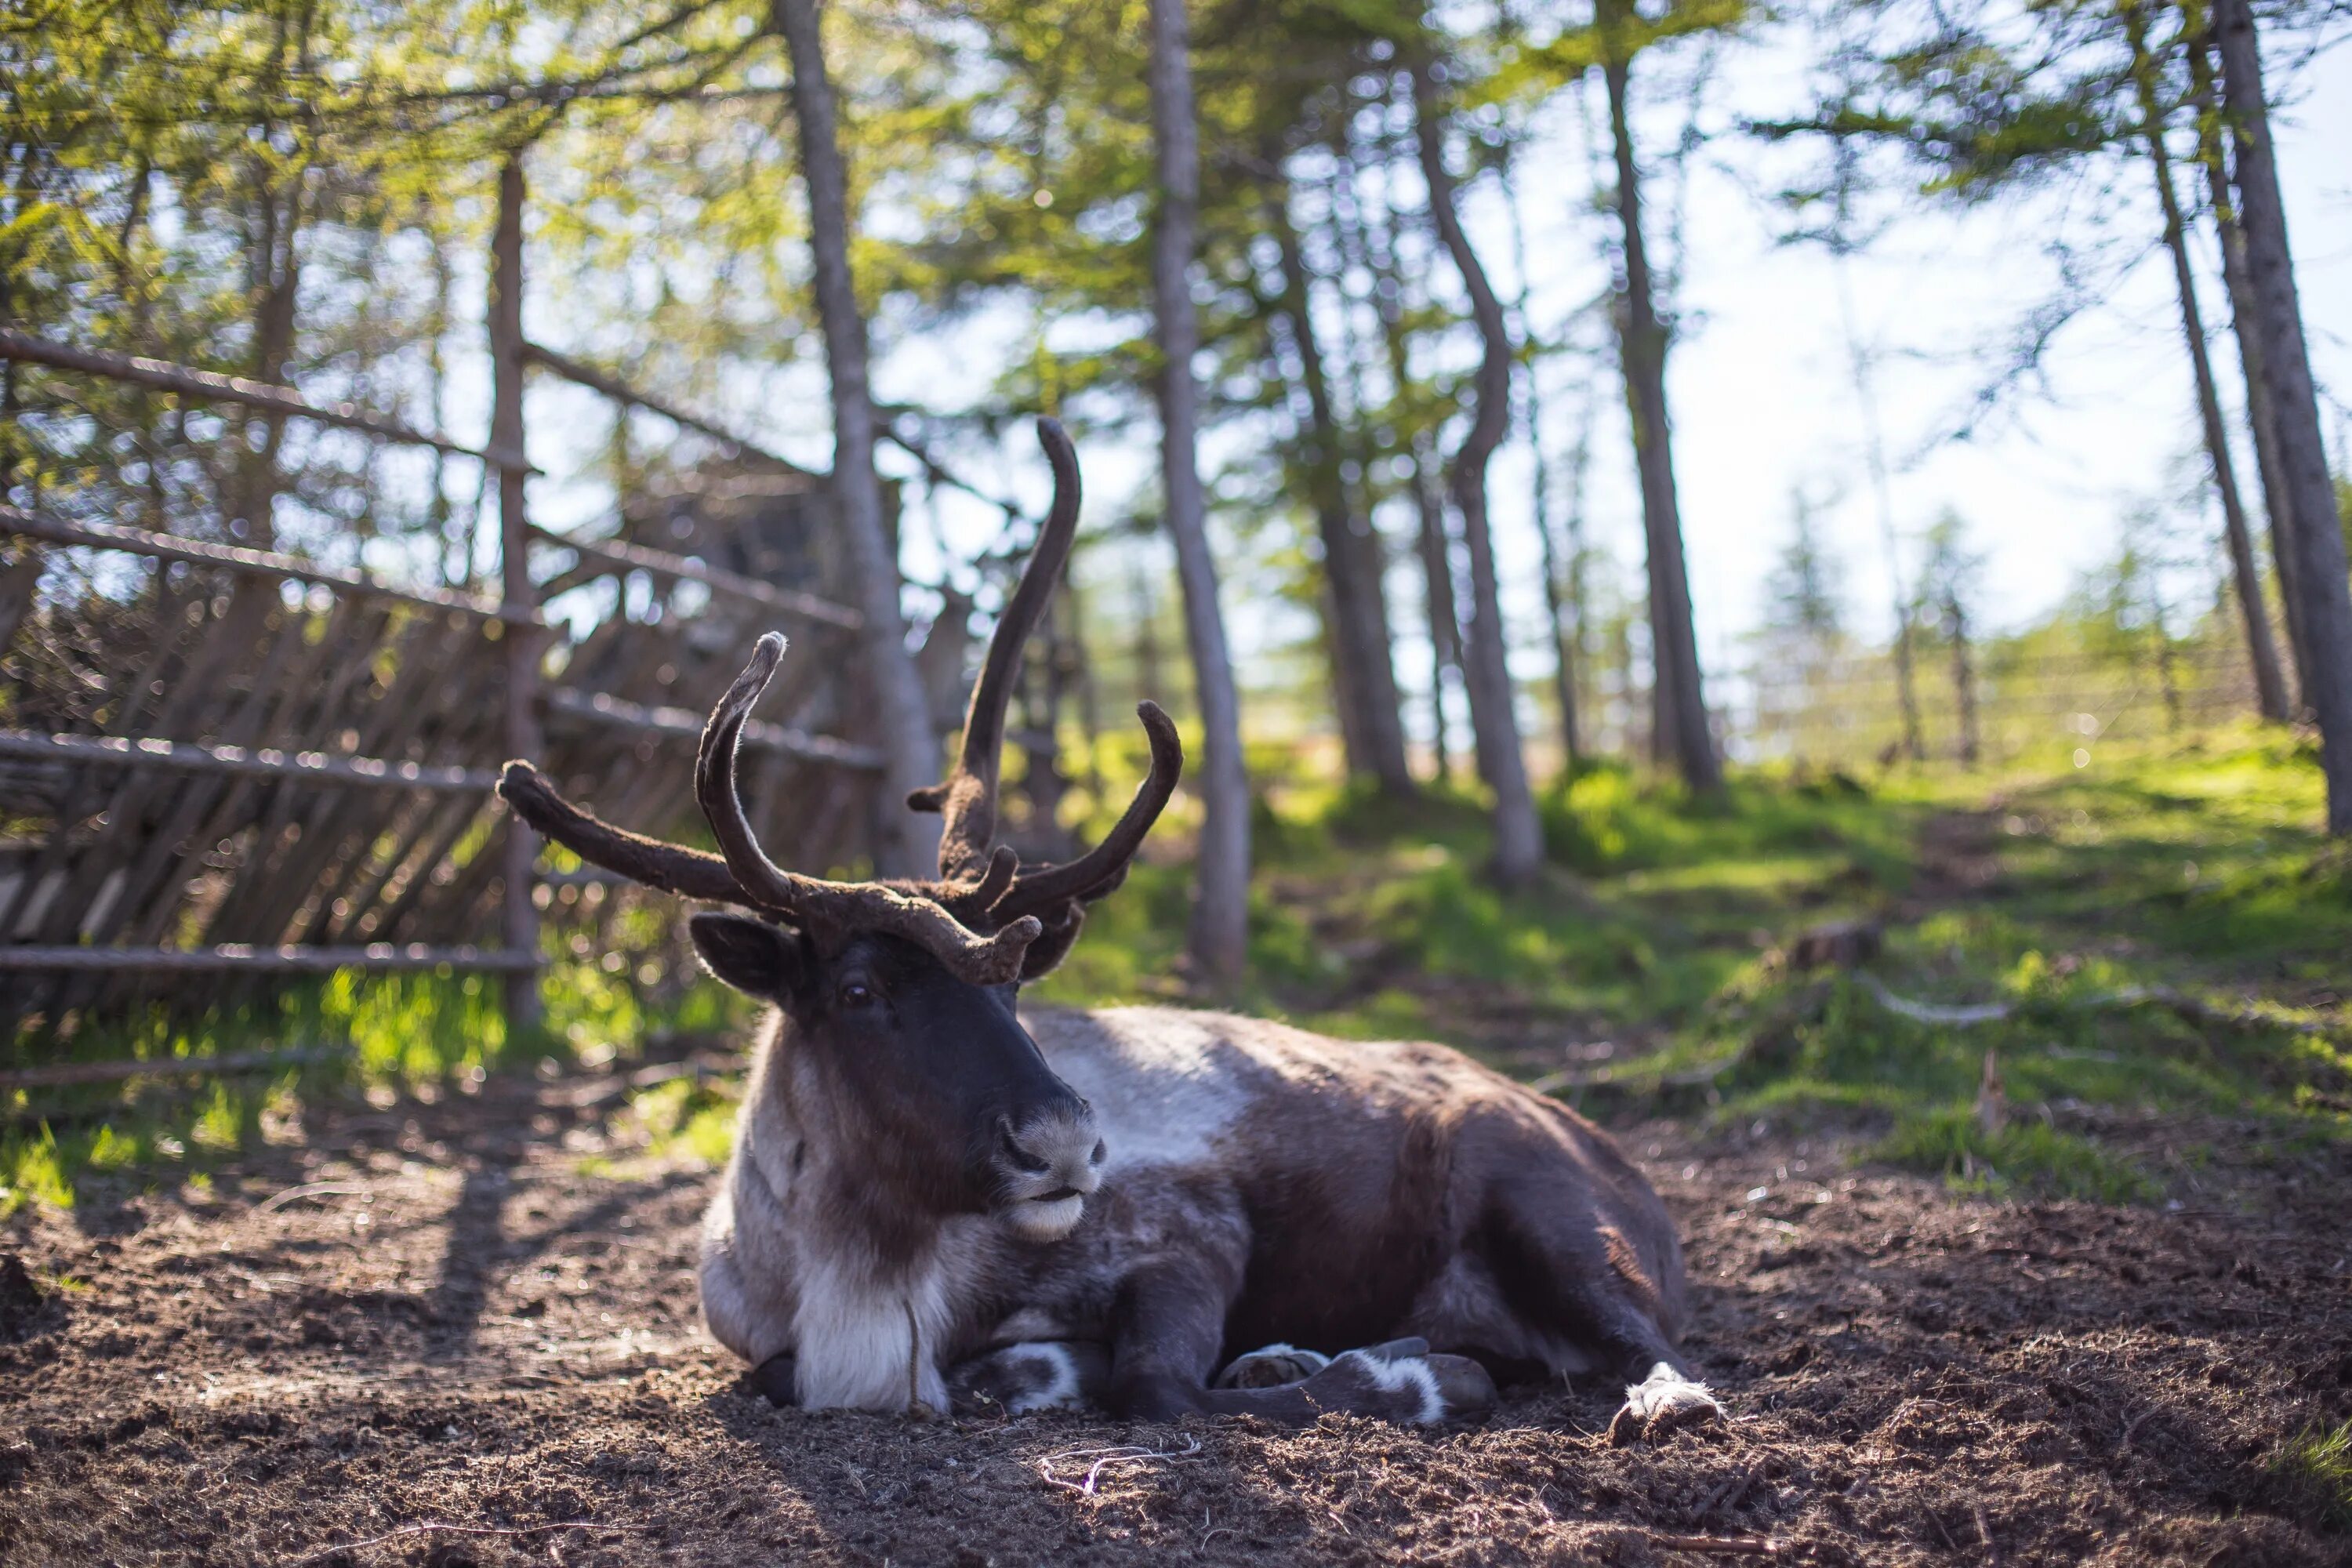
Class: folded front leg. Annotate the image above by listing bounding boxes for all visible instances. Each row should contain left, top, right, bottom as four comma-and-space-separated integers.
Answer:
1105, 1263, 1494, 1426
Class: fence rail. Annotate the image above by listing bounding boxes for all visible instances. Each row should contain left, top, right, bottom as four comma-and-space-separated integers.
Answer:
0, 730, 499, 792
0, 508, 531, 624
529, 522, 861, 630
0, 328, 533, 474
0, 945, 540, 972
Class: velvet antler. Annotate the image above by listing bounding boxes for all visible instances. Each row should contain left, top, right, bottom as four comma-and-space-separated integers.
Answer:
500, 637, 1040, 988
909, 419, 1184, 960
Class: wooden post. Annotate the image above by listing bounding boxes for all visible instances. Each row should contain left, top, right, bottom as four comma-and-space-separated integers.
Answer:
492, 154, 543, 1034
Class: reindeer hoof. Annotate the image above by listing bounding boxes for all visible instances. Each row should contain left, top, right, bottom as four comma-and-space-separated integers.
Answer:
750, 1352, 799, 1408
1305, 1338, 1497, 1425
1606, 1361, 1722, 1445
1215, 1343, 1332, 1389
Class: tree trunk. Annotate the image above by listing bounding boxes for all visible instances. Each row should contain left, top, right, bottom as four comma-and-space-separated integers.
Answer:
1600, 42, 1720, 793
2190, 32, 2307, 711
1359, 166, 1465, 782
773, 0, 944, 877
1409, 55, 1544, 887
491, 157, 543, 1033
1501, 154, 1580, 776
1146, 0, 1252, 980
1945, 590, 1980, 767
2127, 5, 2288, 722
1265, 177, 1414, 796
2212, 0, 2352, 834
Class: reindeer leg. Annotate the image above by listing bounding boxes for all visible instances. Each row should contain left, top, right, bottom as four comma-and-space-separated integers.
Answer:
948, 1340, 1109, 1415
750, 1351, 799, 1408
1103, 1265, 1495, 1426
1484, 1189, 1722, 1443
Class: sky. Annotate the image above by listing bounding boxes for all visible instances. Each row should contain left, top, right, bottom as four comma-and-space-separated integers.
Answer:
508, 16, 2351, 740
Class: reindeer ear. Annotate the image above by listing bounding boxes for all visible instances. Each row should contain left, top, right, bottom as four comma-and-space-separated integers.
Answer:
689, 913, 806, 999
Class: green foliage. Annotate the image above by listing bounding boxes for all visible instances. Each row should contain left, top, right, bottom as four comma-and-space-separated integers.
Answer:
1871, 1109, 2158, 1203
2270, 1421, 2352, 1534
0, 958, 736, 1212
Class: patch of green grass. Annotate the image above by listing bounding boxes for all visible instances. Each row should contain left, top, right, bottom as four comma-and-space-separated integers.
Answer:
1871, 1109, 2159, 1203
626, 1076, 741, 1169
2, 956, 743, 1212
2270, 1421, 2352, 1534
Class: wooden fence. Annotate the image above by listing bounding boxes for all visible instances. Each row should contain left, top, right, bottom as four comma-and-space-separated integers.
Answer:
0, 156, 888, 1044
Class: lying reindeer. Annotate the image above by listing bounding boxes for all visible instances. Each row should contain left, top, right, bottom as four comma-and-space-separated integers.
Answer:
498, 420, 1720, 1437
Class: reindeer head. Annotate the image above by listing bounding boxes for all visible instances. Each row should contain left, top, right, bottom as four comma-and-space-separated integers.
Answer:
498, 419, 1179, 1242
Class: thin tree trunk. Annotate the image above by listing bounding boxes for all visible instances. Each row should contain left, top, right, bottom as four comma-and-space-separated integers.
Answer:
1501, 154, 1579, 777
1600, 43, 1719, 793
2212, 0, 2352, 834
1147, 0, 1251, 981
1945, 590, 1980, 767
1265, 176, 1414, 795
1359, 162, 1464, 782
491, 156, 543, 1033
1563, 409, 1594, 759
1409, 55, 1544, 887
773, 0, 943, 877
2127, 5, 2288, 722
2190, 32, 2307, 711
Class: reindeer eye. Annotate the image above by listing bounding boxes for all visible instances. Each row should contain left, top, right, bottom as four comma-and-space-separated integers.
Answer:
837, 982, 874, 1008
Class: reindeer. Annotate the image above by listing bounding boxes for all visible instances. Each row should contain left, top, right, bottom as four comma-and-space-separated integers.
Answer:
497, 420, 1721, 1437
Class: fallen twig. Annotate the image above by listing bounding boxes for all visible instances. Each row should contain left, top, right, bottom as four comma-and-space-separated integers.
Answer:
1036, 1435, 1203, 1497
256, 1181, 372, 1214
283, 1519, 642, 1565
1639, 1530, 1786, 1558
1857, 974, 2352, 1044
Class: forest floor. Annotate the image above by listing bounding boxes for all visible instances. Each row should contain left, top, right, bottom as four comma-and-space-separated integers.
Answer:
5, 730, 2352, 1564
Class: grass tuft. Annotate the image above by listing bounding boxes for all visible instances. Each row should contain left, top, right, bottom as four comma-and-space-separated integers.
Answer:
2270, 1421, 2352, 1534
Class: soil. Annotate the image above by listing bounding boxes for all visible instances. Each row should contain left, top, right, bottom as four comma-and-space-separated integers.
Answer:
5, 1069, 2350, 1567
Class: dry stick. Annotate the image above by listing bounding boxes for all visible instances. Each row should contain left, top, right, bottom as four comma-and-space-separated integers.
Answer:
282, 1519, 644, 1566
255, 1179, 373, 1214
1639, 1534, 1781, 1560
1036, 1435, 1204, 1497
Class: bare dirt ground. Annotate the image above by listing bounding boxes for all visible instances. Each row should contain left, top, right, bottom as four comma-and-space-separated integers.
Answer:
5, 1068, 2350, 1567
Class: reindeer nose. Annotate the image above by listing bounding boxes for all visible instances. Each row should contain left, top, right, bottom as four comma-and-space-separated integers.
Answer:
996, 1110, 1103, 1196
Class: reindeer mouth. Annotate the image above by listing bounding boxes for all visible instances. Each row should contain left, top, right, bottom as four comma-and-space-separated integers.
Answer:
1005, 1190, 1087, 1243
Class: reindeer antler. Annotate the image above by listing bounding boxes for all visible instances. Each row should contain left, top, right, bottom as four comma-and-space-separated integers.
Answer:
499, 419, 1171, 988
500, 637, 1041, 988
908, 418, 1184, 944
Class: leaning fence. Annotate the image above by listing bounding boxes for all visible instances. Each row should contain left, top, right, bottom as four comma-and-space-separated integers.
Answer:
0, 155, 891, 1048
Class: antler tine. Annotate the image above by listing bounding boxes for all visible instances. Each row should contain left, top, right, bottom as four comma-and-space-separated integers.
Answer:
694, 632, 829, 915
993, 700, 1183, 920
498, 760, 747, 906
696, 633, 1045, 985
910, 416, 1084, 882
